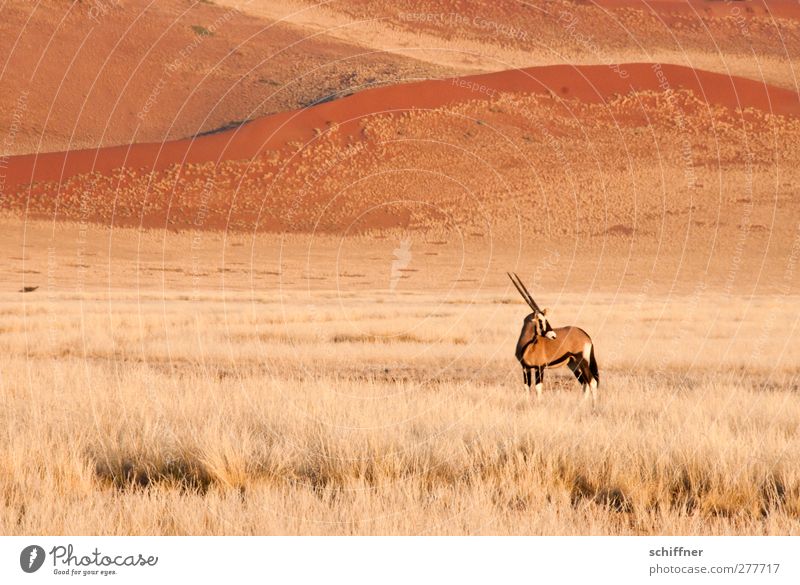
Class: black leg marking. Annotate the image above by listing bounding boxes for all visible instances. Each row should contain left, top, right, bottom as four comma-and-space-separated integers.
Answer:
579, 359, 593, 385
567, 357, 586, 386
534, 366, 543, 386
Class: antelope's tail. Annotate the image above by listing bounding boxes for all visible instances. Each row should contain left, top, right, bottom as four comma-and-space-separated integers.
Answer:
589, 345, 599, 387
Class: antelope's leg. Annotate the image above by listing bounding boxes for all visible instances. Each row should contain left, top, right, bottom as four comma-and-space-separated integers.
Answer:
534, 366, 543, 401
580, 359, 597, 406
523, 367, 531, 392
568, 356, 590, 400
567, 357, 584, 386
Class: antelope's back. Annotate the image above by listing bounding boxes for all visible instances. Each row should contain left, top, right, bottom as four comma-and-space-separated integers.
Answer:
521, 326, 592, 366
551, 326, 592, 349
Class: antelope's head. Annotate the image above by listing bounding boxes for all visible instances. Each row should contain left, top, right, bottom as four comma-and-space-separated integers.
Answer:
531, 308, 556, 340
508, 272, 557, 360
521, 309, 556, 340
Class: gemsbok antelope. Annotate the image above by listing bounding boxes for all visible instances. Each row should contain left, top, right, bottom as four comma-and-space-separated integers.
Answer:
508, 272, 600, 406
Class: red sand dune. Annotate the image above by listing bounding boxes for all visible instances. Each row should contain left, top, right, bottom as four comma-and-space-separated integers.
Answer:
3, 0, 798, 159
3, 63, 799, 194
593, 0, 800, 19
0, 0, 447, 155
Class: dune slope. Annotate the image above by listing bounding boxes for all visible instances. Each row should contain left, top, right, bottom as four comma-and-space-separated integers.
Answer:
0, 0, 448, 155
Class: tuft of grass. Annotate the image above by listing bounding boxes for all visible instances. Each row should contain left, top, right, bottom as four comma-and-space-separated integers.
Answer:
191, 24, 213, 37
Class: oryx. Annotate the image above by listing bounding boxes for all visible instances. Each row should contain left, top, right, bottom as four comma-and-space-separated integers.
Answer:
508, 272, 600, 405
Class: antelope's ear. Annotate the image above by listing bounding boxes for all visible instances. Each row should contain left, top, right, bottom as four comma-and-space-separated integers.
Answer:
542, 308, 548, 316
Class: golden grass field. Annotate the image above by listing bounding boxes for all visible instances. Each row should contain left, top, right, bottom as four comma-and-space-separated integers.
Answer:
2, 220, 799, 535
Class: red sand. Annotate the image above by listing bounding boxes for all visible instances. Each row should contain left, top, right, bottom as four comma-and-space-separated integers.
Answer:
3, 63, 798, 193
593, 0, 800, 19
0, 0, 446, 156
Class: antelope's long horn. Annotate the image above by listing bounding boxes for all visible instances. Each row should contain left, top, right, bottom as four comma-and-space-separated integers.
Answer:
506, 272, 531, 309
512, 272, 543, 313
507, 272, 539, 312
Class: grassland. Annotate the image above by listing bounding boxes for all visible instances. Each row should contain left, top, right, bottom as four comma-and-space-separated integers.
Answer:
1, 272, 798, 534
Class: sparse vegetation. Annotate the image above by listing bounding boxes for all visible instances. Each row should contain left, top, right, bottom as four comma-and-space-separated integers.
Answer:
1, 257, 798, 534
5, 86, 798, 242
191, 24, 213, 36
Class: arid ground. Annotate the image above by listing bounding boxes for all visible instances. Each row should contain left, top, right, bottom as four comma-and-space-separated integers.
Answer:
0, 220, 798, 535
1, 0, 799, 535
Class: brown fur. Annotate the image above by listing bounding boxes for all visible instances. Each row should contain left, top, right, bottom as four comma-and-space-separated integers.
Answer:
520, 326, 591, 369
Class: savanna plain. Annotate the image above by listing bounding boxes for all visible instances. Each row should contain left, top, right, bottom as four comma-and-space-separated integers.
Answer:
1, 222, 799, 535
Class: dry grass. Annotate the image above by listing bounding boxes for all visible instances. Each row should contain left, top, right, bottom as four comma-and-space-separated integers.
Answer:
1, 289, 798, 535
